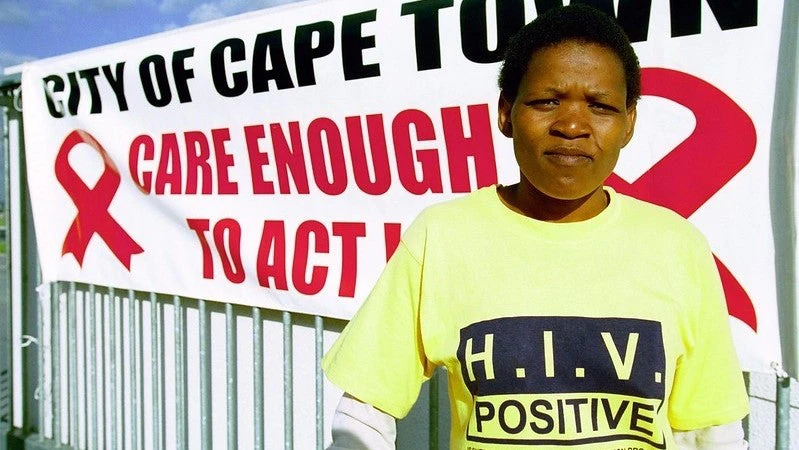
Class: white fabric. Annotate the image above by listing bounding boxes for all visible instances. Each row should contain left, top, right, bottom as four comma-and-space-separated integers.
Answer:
329, 394, 747, 449
674, 421, 748, 449
328, 394, 397, 450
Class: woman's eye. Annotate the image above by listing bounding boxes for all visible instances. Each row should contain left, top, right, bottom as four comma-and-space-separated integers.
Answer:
528, 99, 558, 108
589, 102, 620, 113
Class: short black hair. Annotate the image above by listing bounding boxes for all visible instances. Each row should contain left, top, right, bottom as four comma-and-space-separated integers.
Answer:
498, 4, 641, 106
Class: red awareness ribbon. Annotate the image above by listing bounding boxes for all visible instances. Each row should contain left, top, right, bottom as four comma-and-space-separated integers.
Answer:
606, 68, 758, 332
55, 129, 144, 270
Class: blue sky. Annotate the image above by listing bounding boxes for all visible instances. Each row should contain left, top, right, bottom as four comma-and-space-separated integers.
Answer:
0, 0, 299, 76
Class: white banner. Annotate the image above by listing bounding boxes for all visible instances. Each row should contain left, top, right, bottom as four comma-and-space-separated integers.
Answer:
20, 0, 782, 373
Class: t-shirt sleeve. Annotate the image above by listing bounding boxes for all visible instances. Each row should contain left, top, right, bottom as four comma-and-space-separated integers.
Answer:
322, 216, 433, 419
667, 235, 750, 430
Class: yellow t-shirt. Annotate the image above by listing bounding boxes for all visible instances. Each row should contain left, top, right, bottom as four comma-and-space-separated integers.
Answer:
323, 186, 749, 449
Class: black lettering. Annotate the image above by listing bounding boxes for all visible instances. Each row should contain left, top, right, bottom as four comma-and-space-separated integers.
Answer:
529, 399, 554, 434
590, 398, 599, 431
564, 398, 588, 433
602, 399, 630, 429
616, 0, 652, 43
43, 75, 65, 118
400, 0, 454, 71
706, 0, 757, 29
139, 55, 172, 107
537, 0, 755, 42
211, 39, 248, 97
172, 48, 195, 103
475, 401, 495, 433
498, 400, 526, 434
78, 68, 102, 114
102, 63, 128, 111
67, 71, 80, 115
573, 0, 650, 43
629, 402, 655, 436
670, 0, 757, 37
460, 0, 525, 64
342, 10, 380, 80
252, 30, 295, 92
556, 399, 565, 434
294, 21, 335, 87
671, 0, 702, 37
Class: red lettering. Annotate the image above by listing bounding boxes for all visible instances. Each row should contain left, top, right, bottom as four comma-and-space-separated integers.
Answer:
346, 115, 391, 195
129, 134, 155, 193
184, 131, 213, 194
308, 118, 347, 195
292, 220, 329, 295
186, 218, 213, 279
332, 222, 366, 297
384, 223, 402, 261
392, 109, 443, 194
441, 104, 498, 192
211, 128, 238, 194
256, 220, 288, 290
213, 218, 245, 283
244, 124, 275, 194
155, 133, 182, 194
271, 122, 310, 194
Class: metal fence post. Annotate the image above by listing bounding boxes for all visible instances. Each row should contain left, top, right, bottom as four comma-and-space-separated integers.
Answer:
0, 75, 16, 450
2, 78, 43, 449
775, 375, 792, 450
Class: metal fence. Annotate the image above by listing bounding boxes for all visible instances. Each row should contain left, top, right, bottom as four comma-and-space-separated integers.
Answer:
32, 282, 347, 450
0, 74, 795, 450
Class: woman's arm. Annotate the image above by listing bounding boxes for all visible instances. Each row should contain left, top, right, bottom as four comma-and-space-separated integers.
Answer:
328, 393, 397, 450
673, 421, 747, 449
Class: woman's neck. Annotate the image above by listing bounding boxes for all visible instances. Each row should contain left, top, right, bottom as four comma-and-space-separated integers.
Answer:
497, 180, 609, 223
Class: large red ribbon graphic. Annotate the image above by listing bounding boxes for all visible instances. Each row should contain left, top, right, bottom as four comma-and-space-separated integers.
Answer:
55, 129, 144, 270
606, 68, 758, 331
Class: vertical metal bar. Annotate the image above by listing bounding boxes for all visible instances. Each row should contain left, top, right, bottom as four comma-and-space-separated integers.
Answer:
283, 311, 293, 450
0, 92, 11, 443
314, 316, 324, 450
429, 369, 439, 450
32, 259, 42, 437
253, 307, 264, 450
82, 287, 89, 449
108, 286, 118, 450
137, 292, 145, 450
87, 284, 97, 450
128, 289, 139, 450
198, 299, 211, 450
174, 295, 187, 450
0, 95, 10, 442
150, 292, 163, 450
119, 288, 126, 450
98, 287, 106, 449
226, 303, 238, 450
35, 283, 46, 442
68, 281, 78, 447
52, 282, 61, 444
9, 87, 42, 439
775, 375, 792, 450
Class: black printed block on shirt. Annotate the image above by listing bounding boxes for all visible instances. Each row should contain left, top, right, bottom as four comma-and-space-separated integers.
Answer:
456, 316, 667, 448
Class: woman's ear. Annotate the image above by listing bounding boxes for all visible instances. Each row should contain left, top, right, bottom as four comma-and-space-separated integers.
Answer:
621, 103, 637, 148
498, 93, 513, 138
